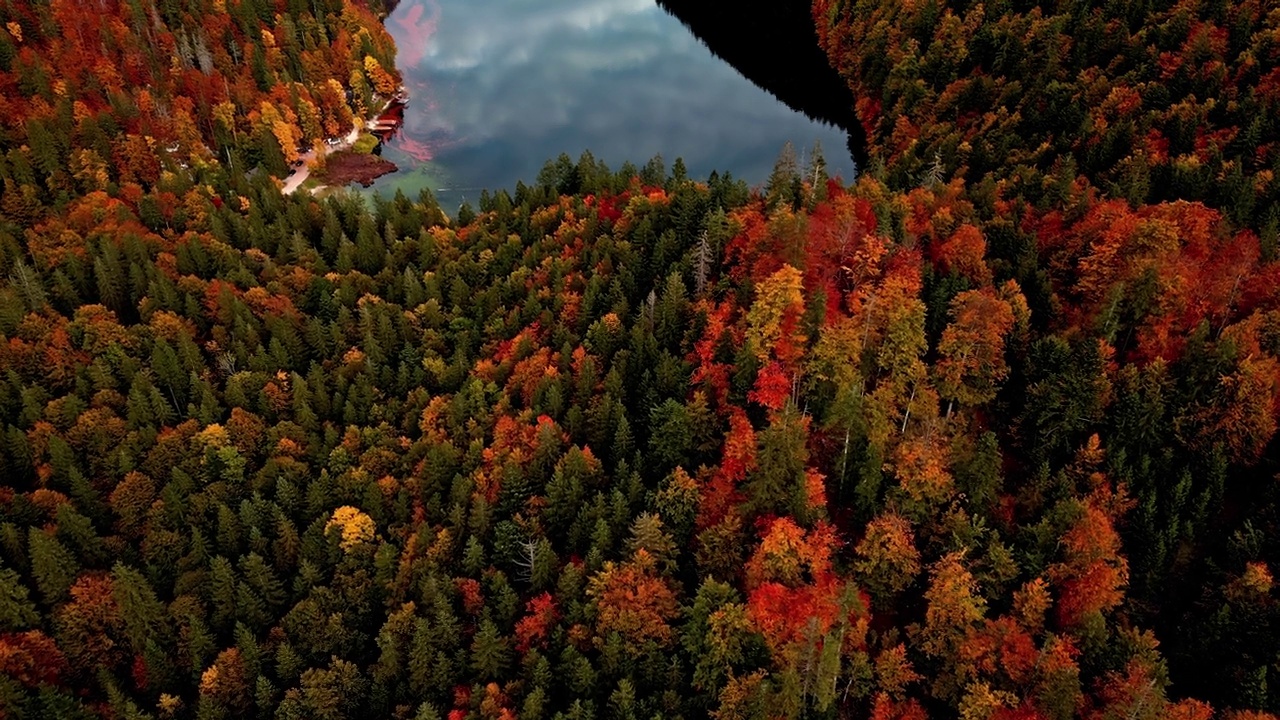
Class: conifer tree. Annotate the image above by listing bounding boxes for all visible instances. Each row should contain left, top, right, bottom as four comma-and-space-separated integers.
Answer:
28, 528, 78, 606
469, 616, 511, 681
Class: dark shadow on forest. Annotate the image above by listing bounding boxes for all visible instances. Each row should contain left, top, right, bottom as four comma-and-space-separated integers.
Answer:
655, 0, 867, 170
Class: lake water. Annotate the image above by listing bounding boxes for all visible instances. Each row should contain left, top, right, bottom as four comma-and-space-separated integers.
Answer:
365, 0, 855, 209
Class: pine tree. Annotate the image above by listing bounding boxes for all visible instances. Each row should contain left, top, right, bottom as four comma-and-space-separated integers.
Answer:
648, 399, 692, 479
469, 616, 511, 681
412, 702, 441, 720
766, 142, 799, 209
209, 556, 239, 632
608, 678, 639, 720
626, 513, 677, 575
0, 562, 39, 630
28, 527, 79, 605
111, 562, 171, 654
744, 409, 809, 521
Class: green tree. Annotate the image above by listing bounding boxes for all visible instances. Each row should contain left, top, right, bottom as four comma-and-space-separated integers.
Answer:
28, 527, 79, 605
469, 616, 511, 681
0, 561, 39, 630
626, 513, 677, 576
744, 409, 810, 522
647, 399, 692, 479
766, 142, 800, 209
111, 562, 171, 654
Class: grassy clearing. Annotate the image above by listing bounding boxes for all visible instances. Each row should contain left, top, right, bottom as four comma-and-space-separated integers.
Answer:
351, 133, 381, 154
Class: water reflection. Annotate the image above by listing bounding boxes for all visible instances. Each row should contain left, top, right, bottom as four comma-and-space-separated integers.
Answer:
369, 0, 855, 208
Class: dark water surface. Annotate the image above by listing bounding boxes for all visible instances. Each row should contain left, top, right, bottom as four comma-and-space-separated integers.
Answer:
366, 0, 855, 208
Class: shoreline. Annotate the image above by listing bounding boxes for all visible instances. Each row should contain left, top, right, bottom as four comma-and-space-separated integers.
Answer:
314, 152, 399, 189
281, 92, 407, 196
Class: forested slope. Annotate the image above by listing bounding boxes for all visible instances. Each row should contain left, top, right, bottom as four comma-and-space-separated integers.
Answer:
1, 138, 1277, 717
0, 0, 398, 200
813, 0, 1279, 230
1, 0, 1280, 718
810, 0, 1280, 712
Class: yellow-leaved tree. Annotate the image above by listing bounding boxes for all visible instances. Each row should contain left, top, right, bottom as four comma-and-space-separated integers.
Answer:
364, 55, 397, 96
326, 506, 375, 550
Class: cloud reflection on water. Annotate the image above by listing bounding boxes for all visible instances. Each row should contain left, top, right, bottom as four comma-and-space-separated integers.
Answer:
377, 0, 853, 203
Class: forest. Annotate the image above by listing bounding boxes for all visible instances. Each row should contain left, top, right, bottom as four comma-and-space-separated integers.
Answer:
1, 0, 1280, 718
0, 0, 399, 195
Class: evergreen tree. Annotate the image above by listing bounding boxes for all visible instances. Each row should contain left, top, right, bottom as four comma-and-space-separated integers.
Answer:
28, 528, 79, 605
469, 616, 511, 681
0, 562, 39, 629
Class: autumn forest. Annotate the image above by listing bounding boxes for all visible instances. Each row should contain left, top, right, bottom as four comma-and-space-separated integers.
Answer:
2, 0, 1280, 719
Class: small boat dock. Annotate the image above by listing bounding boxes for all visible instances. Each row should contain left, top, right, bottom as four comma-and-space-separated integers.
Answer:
367, 87, 409, 140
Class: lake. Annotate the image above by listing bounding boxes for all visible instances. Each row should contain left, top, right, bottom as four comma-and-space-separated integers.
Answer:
365, 0, 856, 209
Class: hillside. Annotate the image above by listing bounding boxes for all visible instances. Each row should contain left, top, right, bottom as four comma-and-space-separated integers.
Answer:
0, 0, 1279, 719
810, 0, 1280, 712
0, 0, 398, 198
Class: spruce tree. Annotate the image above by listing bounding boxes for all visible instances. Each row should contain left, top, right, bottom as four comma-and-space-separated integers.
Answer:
28, 527, 78, 605
469, 616, 511, 681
